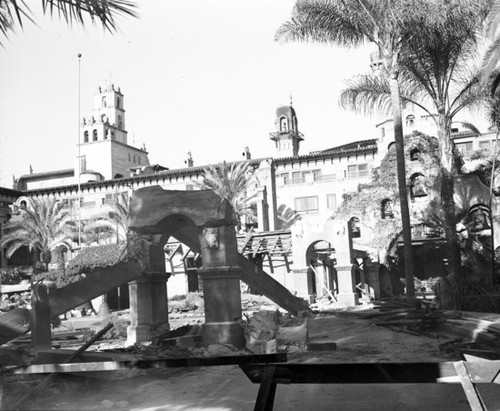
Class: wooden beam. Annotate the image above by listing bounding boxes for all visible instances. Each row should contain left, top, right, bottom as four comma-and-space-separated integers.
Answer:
240, 361, 500, 385
3, 354, 288, 375
453, 361, 486, 410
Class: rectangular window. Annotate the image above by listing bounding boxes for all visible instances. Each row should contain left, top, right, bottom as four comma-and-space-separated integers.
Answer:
479, 140, 492, 149
456, 141, 473, 156
128, 153, 131, 162
326, 194, 337, 209
138, 156, 141, 165
104, 193, 115, 205
346, 164, 369, 178
294, 196, 319, 213
312, 169, 322, 182
291, 171, 303, 184
280, 173, 289, 185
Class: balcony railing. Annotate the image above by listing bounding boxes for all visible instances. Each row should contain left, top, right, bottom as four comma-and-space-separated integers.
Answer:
314, 174, 337, 182
345, 170, 369, 179
284, 177, 305, 186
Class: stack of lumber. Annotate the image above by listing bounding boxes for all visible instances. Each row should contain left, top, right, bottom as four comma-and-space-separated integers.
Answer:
364, 301, 500, 359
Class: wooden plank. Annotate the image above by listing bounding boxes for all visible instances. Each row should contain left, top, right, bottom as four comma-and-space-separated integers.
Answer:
0, 309, 31, 346
2, 354, 288, 375
13, 323, 115, 411
254, 365, 277, 411
240, 362, 500, 384
49, 261, 143, 317
453, 361, 486, 411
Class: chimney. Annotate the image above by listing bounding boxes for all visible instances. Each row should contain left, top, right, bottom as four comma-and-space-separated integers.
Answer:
184, 152, 194, 167
242, 146, 251, 160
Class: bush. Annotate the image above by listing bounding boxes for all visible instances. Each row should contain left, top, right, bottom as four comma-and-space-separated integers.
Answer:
37, 269, 83, 288
0, 266, 32, 285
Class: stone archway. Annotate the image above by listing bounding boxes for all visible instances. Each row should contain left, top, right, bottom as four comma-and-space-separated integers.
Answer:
305, 240, 337, 300
127, 186, 245, 348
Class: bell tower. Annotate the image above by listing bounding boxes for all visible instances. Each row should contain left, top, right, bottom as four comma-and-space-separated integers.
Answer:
80, 84, 127, 145
78, 84, 149, 180
269, 100, 304, 157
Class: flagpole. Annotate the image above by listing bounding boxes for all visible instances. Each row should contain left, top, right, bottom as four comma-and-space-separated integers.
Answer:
77, 53, 82, 247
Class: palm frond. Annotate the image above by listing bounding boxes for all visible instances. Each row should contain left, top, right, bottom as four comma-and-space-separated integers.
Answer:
42, 0, 138, 32
196, 161, 258, 225
276, 0, 367, 46
0, 0, 137, 44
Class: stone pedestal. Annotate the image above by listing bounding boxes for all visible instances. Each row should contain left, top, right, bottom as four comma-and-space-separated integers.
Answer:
364, 262, 381, 299
198, 266, 245, 348
127, 273, 170, 345
292, 268, 315, 304
31, 284, 51, 354
336, 265, 359, 307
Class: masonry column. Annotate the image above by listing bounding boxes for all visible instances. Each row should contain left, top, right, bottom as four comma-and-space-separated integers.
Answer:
334, 220, 359, 306
31, 284, 51, 354
198, 224, 245, 348
127, 240, 170, 345
364, 261, 381, 299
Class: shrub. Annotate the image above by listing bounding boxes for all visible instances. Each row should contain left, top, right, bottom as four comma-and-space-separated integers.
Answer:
0, 266, 32, 285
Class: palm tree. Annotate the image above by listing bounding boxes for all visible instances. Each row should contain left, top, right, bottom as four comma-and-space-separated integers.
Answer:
480, 0, 500, 84
339, 1, 492, 279
108, 192, 130, 243
82, 216, 115, 245
0, 197, 74, 283
196, 161, 257, 231
276, 204, 302, 230
0, 0, 138, 43
276, 0, 418, 296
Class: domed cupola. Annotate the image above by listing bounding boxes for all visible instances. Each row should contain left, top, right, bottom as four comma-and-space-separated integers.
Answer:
269, 99, 304, 157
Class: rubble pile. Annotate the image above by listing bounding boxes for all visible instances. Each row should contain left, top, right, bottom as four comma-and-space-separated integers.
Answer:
348, 298, 500, 360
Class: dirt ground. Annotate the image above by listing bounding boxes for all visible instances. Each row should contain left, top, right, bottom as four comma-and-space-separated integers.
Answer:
2, 298, 500, 410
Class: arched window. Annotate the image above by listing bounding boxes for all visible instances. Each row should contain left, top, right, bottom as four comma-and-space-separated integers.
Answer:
93, 130, 98, 141
381, 199, 394, 219
118, 115, 122, 130
280, 116, 288, 132
102, 96, 107, 107
83, 131, 89, 143
410, 147, 421, 161
20, 200, 27, 209
349, 217, 361, 238
467, 204, 491, 234
411, 173, 427, 197
406, 114, 415, 127
116, 97, 121, 108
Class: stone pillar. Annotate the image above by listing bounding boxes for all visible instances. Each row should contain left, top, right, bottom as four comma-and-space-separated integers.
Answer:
127, 272, 170, 345
31, 284, 51, 354
336, 265, 359, 306
198, 267, 245, 347
292, 268, 315, 304
256, 186, 269, 231
364, 262, 381, 299
127, 239, 170, 345
198, 224, 245, 348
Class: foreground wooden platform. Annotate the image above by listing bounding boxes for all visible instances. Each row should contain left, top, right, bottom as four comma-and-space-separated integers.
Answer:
2, 355, 499, 411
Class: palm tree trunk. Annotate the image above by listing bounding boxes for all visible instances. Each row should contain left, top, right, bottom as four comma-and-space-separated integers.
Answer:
487, 128, 500, 286
437, 112, 461, 280
389, 75, 416, 298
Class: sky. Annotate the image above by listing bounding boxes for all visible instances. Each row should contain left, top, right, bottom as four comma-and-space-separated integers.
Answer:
0, 0, 385, 188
